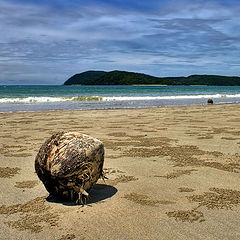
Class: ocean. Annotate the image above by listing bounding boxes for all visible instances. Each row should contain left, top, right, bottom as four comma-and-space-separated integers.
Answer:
0, 85, 240, 112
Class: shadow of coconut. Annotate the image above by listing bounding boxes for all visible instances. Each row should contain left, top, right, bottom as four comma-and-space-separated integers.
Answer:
88, 184, 118, 204
46, 184, 117, 206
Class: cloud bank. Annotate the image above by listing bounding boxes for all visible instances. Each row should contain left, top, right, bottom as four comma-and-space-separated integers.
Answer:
0, 0, 239, 84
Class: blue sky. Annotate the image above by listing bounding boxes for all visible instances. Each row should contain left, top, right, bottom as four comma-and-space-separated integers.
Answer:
0, 0, 239, 84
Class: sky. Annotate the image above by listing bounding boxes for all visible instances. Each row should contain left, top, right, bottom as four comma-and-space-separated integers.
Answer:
0, 0, 240, 84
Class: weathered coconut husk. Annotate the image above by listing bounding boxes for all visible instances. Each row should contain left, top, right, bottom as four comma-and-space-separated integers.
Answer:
207, 98, 213, 104
35, 131, 104, 204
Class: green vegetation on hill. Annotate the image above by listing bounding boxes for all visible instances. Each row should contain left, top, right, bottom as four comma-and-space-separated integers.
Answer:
64, 70, 240, 86
64, 71, 106, 85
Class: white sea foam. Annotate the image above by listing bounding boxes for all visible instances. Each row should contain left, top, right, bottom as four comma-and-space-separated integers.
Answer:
0, 94, 240, 103
0, 96, 102, 103
0, 97, 66, 103
102, 94, 240, 101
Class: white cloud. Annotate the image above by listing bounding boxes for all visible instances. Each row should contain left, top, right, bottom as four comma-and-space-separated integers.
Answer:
0, 0, 239, 84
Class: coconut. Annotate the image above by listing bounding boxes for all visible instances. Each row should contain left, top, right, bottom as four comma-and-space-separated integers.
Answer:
35, 131, 104, 204
207, 98, 213, 104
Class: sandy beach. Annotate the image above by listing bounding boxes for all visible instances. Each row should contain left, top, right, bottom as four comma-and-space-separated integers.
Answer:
0, 104, 240, 240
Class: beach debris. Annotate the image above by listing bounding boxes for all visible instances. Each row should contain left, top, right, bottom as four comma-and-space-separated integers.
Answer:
35, 131, 104, 204
207, 98, 213, 104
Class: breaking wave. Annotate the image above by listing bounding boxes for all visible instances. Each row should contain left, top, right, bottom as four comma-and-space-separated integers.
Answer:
0, 96, 103, 103
1, 94, 240, 104
103, 94, 240, 101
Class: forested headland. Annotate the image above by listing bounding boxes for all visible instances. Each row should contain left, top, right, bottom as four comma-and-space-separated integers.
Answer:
64, 70, 240, 86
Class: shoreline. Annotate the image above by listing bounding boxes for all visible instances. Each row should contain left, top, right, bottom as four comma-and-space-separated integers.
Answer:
0, 100, 239, 114
0, 103, 219, 114
1, 85, 240, 113
1, 104, 240, 239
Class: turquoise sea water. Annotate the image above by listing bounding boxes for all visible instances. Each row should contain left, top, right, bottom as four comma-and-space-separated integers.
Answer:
0, 85, 240, 112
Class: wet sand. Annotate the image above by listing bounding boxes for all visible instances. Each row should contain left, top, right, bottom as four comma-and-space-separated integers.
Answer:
0, 104, 240, 239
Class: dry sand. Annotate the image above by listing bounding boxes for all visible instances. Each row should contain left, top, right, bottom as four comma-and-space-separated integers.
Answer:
0, 104, 240, 240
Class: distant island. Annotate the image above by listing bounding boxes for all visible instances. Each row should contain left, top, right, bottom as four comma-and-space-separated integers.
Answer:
64, 70, 240, 86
